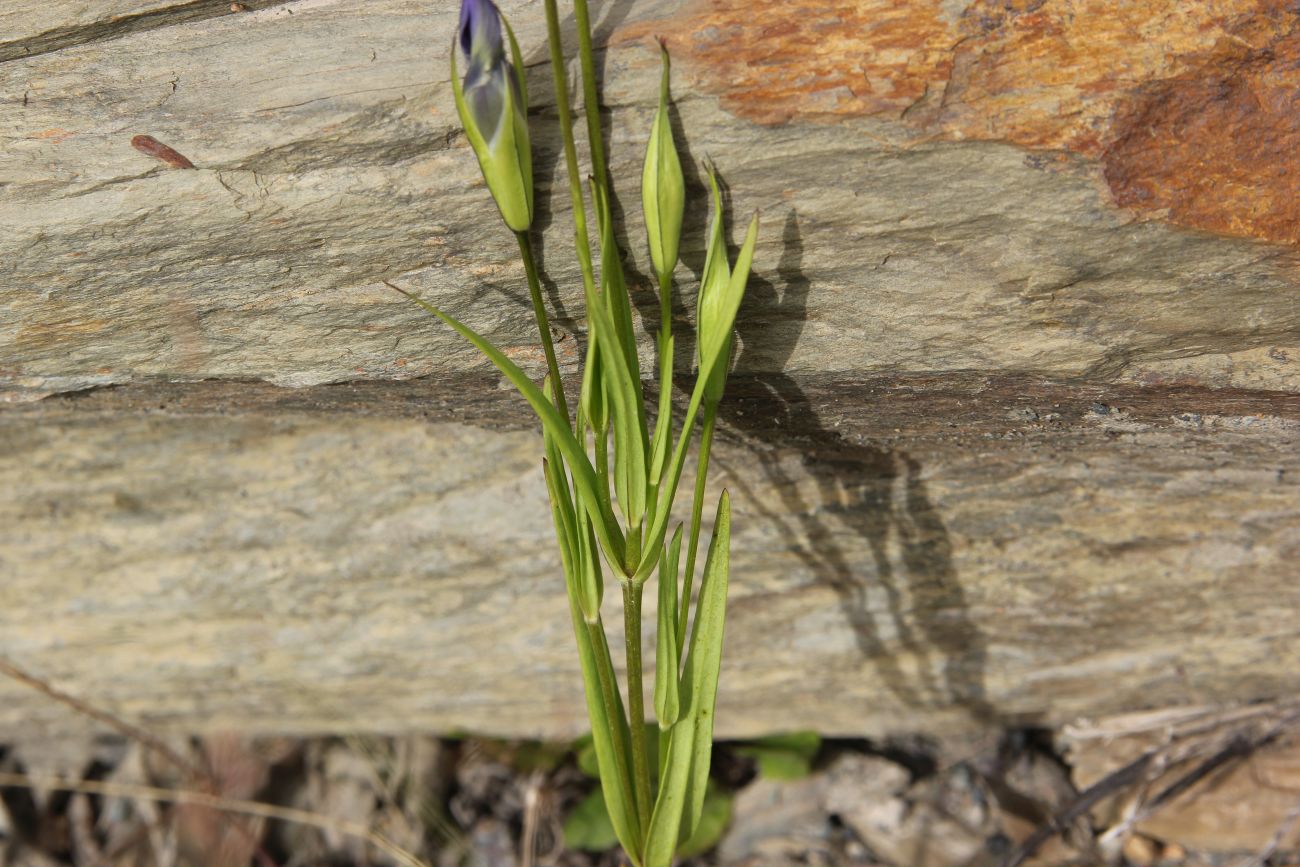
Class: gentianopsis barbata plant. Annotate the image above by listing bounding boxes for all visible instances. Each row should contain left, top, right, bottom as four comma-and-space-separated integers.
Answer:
391, 2, 758, 862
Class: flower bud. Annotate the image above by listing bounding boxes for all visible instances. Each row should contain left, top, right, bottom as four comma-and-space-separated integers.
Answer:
451, 0, 534, 232
641, 45, 684, 286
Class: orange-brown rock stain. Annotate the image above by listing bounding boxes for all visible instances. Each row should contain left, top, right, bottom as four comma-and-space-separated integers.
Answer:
1103, 30, 1300, 244
618, 0, 1300, 245
618, 0, 959, 124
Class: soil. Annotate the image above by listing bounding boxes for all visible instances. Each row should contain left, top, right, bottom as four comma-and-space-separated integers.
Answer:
0, 705, 1296, 867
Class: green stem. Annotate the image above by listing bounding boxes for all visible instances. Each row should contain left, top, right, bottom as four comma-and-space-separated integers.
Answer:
572, 0, 608, 192
658, 271, 673, 345
678, 406, 717, 656
517, 232, 570, 429
541, 0, 598, 296
623, 581, 653, 835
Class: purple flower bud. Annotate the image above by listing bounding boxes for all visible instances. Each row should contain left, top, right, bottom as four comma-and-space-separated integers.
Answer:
459, 0, 504, 66
450, 0, 533, 231
458, 0, 515, 143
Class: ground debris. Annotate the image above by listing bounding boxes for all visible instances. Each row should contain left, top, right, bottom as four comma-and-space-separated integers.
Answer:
0, 707, 1296, 866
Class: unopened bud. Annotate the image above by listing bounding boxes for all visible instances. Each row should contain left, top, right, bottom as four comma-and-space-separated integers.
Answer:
641, 45, 685, 286
452, 0, 534, 232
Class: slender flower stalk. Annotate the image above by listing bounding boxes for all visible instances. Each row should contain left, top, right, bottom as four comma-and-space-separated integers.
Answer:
394, 4, 761, 864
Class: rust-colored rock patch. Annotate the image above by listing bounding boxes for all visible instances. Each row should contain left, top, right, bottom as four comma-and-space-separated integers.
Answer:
1103, 32, 1300, 245
934, 0, 1287, 153
619, 0, 1300, 244
618, 0, 960, 125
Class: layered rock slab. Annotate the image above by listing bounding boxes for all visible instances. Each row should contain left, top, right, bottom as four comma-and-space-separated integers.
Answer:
1, 0, 1298, 740
1, 375, 1295, 739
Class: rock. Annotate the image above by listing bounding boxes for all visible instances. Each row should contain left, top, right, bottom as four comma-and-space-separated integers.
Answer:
0, 0, 1296, 743
718, 773, 832, 865
0, 373, 1298, 739
3, 1, 1299, 401
1061, 704, 1300, 854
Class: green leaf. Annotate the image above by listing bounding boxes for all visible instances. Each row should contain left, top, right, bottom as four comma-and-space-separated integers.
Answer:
563, 789, 620, 851
543, 378, 600, 620
573, 733, 600, 778
643, 492, 731, 866
642, 45, 684, 285
586, 184, 649, 534
654, 525, 683, 729
676, 782, 733, 858
735, 732, 822, 780
580, 327, 608, 436
573, 508, 604, 623
647, 331, 674, 491
677, 491, 731, 843
569, 605, 642, 863
391, 286, 624, 566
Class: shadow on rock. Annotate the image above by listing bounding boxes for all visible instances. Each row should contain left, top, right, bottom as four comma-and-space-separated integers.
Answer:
714, 210, 997, 724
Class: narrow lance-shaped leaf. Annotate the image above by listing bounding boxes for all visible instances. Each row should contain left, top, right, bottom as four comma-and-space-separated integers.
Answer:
654, 525, 684, 729
586, 183, 649, 534
543, 408, 638, 854
565, 597, 643, 862
580, 327, 608, 436
541, 380, 578, 586
676, 491, 731, 842
574, 507, 604, 623
547, 377, 603, 621
643, 492, 731, 866
542, 459, 578, 602
391, 286, 625, 565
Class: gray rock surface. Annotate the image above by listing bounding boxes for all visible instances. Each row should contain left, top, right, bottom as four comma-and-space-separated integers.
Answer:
1, 0, 1298, 740
1, 376, 1295, 738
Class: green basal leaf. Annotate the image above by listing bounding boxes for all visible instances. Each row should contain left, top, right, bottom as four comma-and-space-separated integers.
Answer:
542, 376, 578, 559
675, 781, 733, 858
643, 493, 730, 866
543, 458, 577, 588
735, 732, 822, 780
393, 287, 625, 566
563, 789, 620, 851
573, 733, 600, 778
642, 45, 684, 286
654, 525, 683, 729
677, 407, 717, 657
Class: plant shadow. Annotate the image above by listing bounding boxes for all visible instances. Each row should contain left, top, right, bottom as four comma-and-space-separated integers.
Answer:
712, 210, 997, 725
